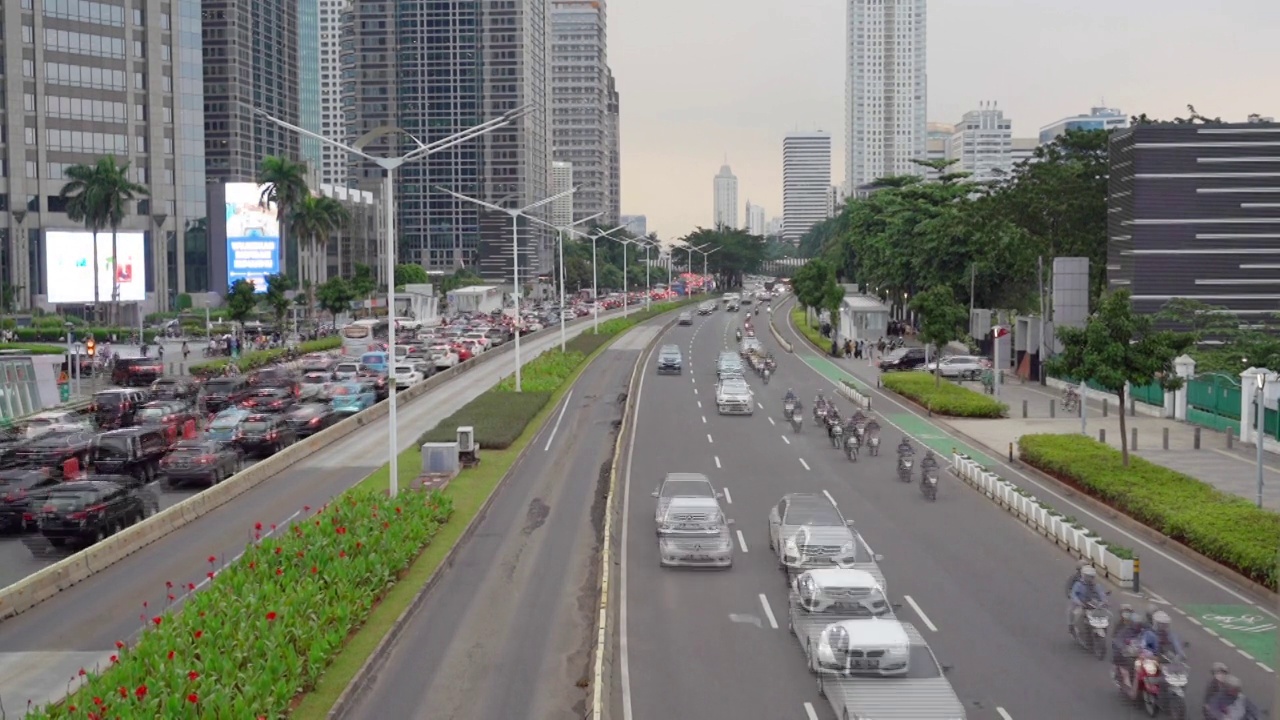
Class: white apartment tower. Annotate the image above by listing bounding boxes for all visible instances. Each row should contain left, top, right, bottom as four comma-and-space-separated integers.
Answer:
318, 0, 348, 186
845, 0, 927, 190
713, 164, 739, 228
948, 102, 1013, 181
550, 0, 616, 224
745, 202, 766, 236
782, 132, 832, 244
550, 161, 574, 228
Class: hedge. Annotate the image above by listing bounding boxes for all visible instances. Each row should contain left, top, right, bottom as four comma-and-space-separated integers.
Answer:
11, 326, 159, 343
27, 488, 453, 719
881, 371, 1007, 418
0, 343, 73, 355
188, 337, 343, 377
1018, 433, 1280, 590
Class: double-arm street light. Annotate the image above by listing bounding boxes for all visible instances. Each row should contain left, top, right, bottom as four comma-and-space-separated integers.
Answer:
254, 106, 527, 498
524, 211, 603, 351
608, 235, 644, 318
586, 224, 628, 333
434, 185, 581, 392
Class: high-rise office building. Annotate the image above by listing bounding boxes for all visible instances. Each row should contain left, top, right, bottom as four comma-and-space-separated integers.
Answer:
924, 122, 953, 178
298, 0, 321, 179
605, 69, 620, 224
550, 0, 616, 225
0, 0, 208, 310
1039, 106, 1128, 145
620, 214, 646, 237
782, 132, 832, 244
713, 164, 738, 228
948, 102, 1013, 181
745, 202, 766, 236
845, 0, 927, 190
317, 0, 348, 187
342, 0, 553, 282
550, 161, 574, 228
1011, 137, 1038, 166
765, 217, 783, 238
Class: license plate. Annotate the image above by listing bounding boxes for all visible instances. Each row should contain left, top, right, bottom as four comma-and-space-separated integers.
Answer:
849, 659, 880, 670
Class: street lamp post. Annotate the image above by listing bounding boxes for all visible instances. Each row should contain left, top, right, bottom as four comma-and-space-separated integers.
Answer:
255, 106, 526, 498
610, 237, 640, 318
525, 212, 602, 351
642, 239, 653, 310
587, 225, 628, 333
688, 245, 721, 293
435, 186, 581, 392
1257, 372, 1267, 508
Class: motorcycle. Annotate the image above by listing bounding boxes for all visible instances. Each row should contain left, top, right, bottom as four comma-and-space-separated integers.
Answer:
897, 454, 914, 483
763, 368, 771, 385
1070, 603, 1112, 660
735, 330, 742, 343
921, 466, 938, 501
830, 422, 844, 449
814, 405, 828, 423
867, 432, 880, 456
1123, 650, 1189, 719
783, 400, 796, 420
845, 432, 860, 462
790, 413, 802, 433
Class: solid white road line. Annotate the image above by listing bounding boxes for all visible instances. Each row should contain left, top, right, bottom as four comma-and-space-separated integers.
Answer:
758, 593, 778, 629
714, 455, 722, 469
803, 702, 820, 720
904, 595, 938, 632
997, 708, 1013, 720
723, 486, 732, 503
736, 529, 749, 553
543, 389, 574, 452
781, 435, 791, 445
799, 458, 811, 471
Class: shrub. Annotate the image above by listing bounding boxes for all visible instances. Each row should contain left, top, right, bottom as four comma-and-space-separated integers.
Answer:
790, 306, 835, 354
495, 349, 585, 393
881, 371, 1007, 418
1018, 433, 1280, 590
12, 326, 159, 343
28, 488, 453, 719
419, 389, 553, 449
188, 336, 342, 377
0, 343, 73, 355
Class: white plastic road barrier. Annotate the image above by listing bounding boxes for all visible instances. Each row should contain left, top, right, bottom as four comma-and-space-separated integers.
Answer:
835, 382, 871, 412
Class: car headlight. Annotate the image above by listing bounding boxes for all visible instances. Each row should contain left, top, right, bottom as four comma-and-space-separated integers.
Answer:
885, 644, 908, 657
784, 538, 799, 558
839, 541, 855, 556
1142, 659, 1159, 675
658, 524, 672, 532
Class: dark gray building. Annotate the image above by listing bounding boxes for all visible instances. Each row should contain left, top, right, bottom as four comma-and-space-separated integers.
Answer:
1108, 118, 1280, 319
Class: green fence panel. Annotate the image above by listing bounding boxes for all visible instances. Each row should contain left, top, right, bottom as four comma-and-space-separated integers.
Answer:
1188, 407, 1242, 436
1131, 381, 1165, 406
1187, 373, 1242, 422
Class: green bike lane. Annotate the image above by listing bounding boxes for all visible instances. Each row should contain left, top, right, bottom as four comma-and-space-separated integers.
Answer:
775, 305, 1280, 676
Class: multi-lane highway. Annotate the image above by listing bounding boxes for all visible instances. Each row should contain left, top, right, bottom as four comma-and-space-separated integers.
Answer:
612, 305, 1276, 719
0, 312, 622, 716
337, 319, 666, 720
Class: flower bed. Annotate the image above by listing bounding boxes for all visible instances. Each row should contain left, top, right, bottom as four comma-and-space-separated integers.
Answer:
28, 488, 454, 719
188, 336, 342, 377
1018, 433, 1280, 590
881, 371, 1007, 418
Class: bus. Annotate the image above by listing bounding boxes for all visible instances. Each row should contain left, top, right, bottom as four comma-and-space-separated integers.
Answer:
340, 319, 389, 358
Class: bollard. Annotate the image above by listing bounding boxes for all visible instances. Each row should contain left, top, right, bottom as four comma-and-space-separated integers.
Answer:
1194, 426, 1201, 450
1227, 427, 1234, 449
1050, 400, 1056, 418
1162, 427, 1169, 450
1022, 399, 1028, 419
1129, 396, 1137, 417
1131, 427, 1138, 451
1132, 556, 1141, 593
1099, 428, 1106, 444
1102, 399, 1108, 417
1009, 442, 1014, 462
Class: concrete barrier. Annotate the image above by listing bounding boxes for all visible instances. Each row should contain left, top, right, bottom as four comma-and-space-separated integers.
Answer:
769, 320, 793, 353
0, 316, 610, 621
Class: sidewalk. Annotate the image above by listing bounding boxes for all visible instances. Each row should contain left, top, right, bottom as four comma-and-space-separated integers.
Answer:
834, 347, 1280, 513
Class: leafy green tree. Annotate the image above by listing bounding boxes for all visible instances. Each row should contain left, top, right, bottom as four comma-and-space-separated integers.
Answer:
257, 156, 310, 279
262, 273, 295, 331
1155, 298, 1240, 340
290, 194, 350, 323
797, 216, 841, 259
395, 263, 430, 286
60, 156, 150, 325
350, 263, 377, 313
225, 279, 259, 329
793, 258, 844, 348
678, 226, 765, 289
316, 277, 358, 322
910, 285, 970, 386
1047, 289, 1194, 466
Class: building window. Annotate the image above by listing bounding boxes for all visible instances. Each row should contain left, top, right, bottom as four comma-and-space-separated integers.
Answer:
160, 12, 170, 29
136, 136, 147, 153
134, 40, 145, 58
24, 127, 36, 145
161, 44, 171, 61
25, 161, 37, 178
134, 72, 146, 89
161, 76, 172, 93
135, 103, 145, 120
133, 8, 143, 25
22, 60, 35, 78
23, 94, 35, 112
22, 25, 34, 43
163, 137, 173, 154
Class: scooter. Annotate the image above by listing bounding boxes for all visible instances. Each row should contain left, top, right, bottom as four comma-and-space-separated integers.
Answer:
867, 434, 880, 456
1070, 603, 1112, 660
830, 422, 844, 449
790, 413, 802, 433
897, 454, 914, 483
1120, 649, 1189, 719
783, 400, 796, 420
921, 467, 938, 501
845, 433, 860, 462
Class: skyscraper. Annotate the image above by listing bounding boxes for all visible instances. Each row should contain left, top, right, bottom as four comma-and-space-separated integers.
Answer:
745, 203, 766, 237
845, 0, 927, 190
782, 132, 832, 244
317, 0, 349, 187
621, 215, 647, 237
948, 102, 1013, 181
605, 70, 621, 224
550, 0, 616, 224
550, 161, 574, 228
713, 164, 738, 228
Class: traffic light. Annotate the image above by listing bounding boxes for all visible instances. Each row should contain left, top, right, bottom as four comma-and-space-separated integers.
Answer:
86, 338, 96, 357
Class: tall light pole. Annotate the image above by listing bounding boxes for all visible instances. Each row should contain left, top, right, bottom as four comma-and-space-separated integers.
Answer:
609, 236, 640, 318
435, 186, 580, 392
690, 245, 721, 292
525, 211, 602, 350
1257, 372, 1267, 508
640, 238, 654, 309
587, 225, 628, 333
254, 106, 526, 498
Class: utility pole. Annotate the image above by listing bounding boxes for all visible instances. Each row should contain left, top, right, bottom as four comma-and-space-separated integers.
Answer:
968, 263, 976, 333
1038, 256, 1046, 385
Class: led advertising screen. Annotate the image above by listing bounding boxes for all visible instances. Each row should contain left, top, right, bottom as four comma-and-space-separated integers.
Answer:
44, 231, 147, 304
225, 182, 280, 293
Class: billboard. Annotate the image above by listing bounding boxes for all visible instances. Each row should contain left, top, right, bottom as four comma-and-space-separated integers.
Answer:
225, 182, 280, 293
44, 231, 146, 304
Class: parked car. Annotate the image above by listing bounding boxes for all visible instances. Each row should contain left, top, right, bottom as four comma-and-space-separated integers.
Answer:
923, 355, 988, 380
33, 479, 147, 548
878, 347, 928, 372
160, 440, 244, 488
283, 403, 338, 438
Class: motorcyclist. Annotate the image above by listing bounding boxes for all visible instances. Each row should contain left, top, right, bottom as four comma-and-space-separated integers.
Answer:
784, 389, 797, 404
1064, 560, 1090, 597
1111, 604, 1143, 685
897, 437, 914, 456
1203, 662, 1230, 710
735, 329, 742, 342
921, 450, 939, 469
1139, 610, 1185, 659
1204, 675, 1261, 720
1069, 566, 1108, 634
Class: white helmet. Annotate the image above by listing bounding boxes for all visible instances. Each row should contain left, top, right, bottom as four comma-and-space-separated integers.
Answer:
1080, 566, 1097, 582
1152, 610, 1171, 628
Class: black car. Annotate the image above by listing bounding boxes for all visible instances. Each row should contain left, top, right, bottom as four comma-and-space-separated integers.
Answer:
283, 403, 337, 438
248, 366, 295, 388
200, 376, 253, 413
88, 427, 170, 484
879, 347, 928, 372
159, 440, 243, 488
33, 479, 147, 548
357, 371, 390, 402
240, 386, 296, 413
151, 377, 196, 400
0, 467, 61, 532
91, 388, 148, 430
0, 426, 27, 469
237, 414, 297, 457
15, 429, 95, 469
111, 357, 166, 387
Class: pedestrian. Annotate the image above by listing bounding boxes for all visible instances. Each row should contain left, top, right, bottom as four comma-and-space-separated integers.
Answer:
182, 340, 190, 362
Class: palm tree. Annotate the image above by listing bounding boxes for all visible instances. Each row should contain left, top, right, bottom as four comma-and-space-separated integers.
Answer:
257, 156, 310, 282
60, 156, 149, 325
290, 194, 350, 329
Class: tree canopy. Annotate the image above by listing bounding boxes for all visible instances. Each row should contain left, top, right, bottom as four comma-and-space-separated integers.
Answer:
910, 285, 969, 386
225, 279, 259, 326
675, 226, 766, 289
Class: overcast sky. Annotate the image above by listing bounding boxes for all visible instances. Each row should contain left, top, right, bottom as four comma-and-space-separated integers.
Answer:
608, 0, 1280, 241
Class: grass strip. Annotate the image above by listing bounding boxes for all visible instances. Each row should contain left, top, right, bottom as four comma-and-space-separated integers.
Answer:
880, 371, 1007, 418
790, 306, 837, 355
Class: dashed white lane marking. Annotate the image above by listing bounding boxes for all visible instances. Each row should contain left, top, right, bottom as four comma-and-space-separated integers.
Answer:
997, 709, 1013, 720
736, 530, 749, 553
781, 435, 791, 445
693, 388, 698, 395
697, 400, 702, 409
723, 486, 732, 503
757, 402, 764, 410
691, 377, 695, 384
804, 703, 820, 720
822, 489, 838, 506
707, 434, 714, 444
714, 455, 722, 469
768, 417, 775, 426
904, 595, 938, 632
758, 593, 777, 629
702, 415, 707, 424
799, 458, 810, 471
1259, 662, 1274, 673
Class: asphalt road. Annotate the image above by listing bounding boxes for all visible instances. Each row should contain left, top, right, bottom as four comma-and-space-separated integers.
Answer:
0, 311, 628, 717
338, 320, 663, 720
612, 308, 1274, 720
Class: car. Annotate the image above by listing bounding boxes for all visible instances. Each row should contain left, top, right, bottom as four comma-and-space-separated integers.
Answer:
88, 426, 171, 484
677, 311, 694, 326
111, 357, 165, 387
0, 467, 61, 532
240, 386, 297, 413
133, 400, 200, 438
328, 382, 377, 415
924, 355, 988, 380
726, 302, 740, 312
651, 473, 721, 529
715, 377, 754, 415
150, 377, 197, 401
283, 403, 338, 437
739, 337, 763, 356
21, 410, 92, 441
716, 351, 745, 380
236, 413, 297, 457
359, 351, 391, 373
429, 345, 460, 369
333, 362, 362, 381
767, 493, 878, 576
32, 479, 148, 548
91, 388, 148, 430
878, 347, 928, 372
393, 363, 425, 389
357, 371, 390, 401
199, 376, 253, 414
15, 429, 95, 469
204, 408, 251, 444
656, 345, 683, 375
159, 440, 244, 488
657, 497, 734, 568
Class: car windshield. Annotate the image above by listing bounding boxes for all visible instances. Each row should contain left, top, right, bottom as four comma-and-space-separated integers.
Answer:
93, 436, 133, 459
205, 427, 235, 441
395, 366, 414, 374
661, 480, 713, 498
785, 499, 844, 526
360, 354, 386, 365
302, 374, 328, 384
135, 408, 167, 422
241, 421, 270, 433
336, 364, 359, 374
44, 491, 98, 511
170, 445, 211, 458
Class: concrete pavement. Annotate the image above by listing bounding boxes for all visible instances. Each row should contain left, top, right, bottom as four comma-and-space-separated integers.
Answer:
607, 307, 1279, 720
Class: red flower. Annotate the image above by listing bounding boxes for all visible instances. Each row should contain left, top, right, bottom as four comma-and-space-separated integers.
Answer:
93, 696, 104, 705
382, 521, 390, 530
152, 616, 163, 626
109, 655, 118, 664
335, 526, 347, 535
167, 651, 175, 660
168, 594, 175, 601
188, 670, 199, 681
207, 555, 216, 564
198, 611, 206, 617
356, 542, 363, 550
248, 562, 256, 570
187, 582, 196, 591
274, 547, 282, 555
142, 600, 148, 608
254, 522, 262, 531
310, 565, 318, 574
395, 506, 402, 514
339, 550, 347, 559
304, 505, 311, 512
296, 551, 304, 558
193, 630, 203, 639
270, 523, 277, 530
187, 693, 199, 704
207, 572, 215, 579
165, 581, 173, 589
68, 706, 76, 712
276, 568, 284, 576
114, 640, 124, 650
79, 667, 87, 676
116, 686, 127, 698
265, 612, 277, 621
135, 685, 148, 700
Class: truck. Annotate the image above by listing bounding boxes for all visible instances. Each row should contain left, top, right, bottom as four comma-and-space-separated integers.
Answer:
811, 619, 967, 720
